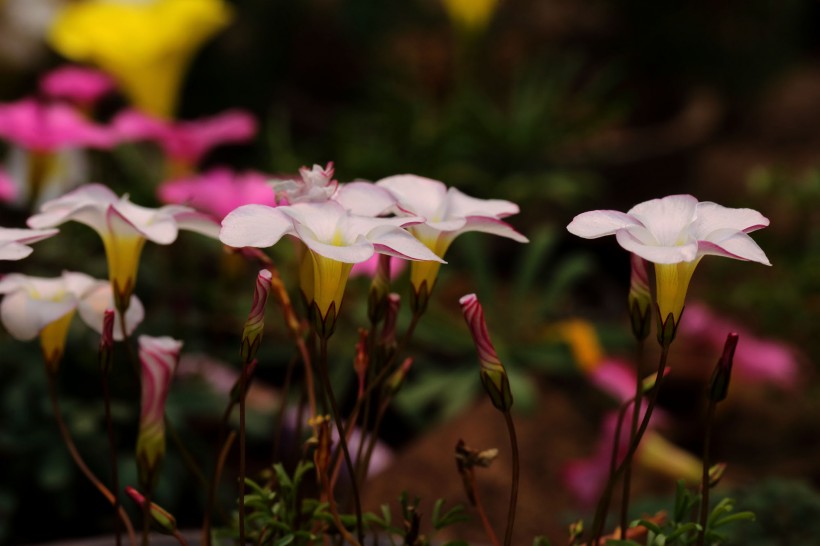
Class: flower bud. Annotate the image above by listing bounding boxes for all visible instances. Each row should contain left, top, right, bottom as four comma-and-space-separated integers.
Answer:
459, 293, 513, 412
709, 333, 739, 403
354, 329, 369, 399
241, 269, 272, 364
367, 254, 391, 324
125, 486, 178, 535
99, 309, 115, 374
383, 357, 413, 399
136, 335, 182, 490
628, 254, 652, 341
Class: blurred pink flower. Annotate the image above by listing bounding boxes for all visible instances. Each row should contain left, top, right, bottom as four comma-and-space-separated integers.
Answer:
680, 302, 799, 390
349, 255, 407, 279
589, 358, 638, 403
0, 169, 17, 203
39, 65, 116, 107
0, 98, 116, 151
157, 167, 276, 220
113, 108, 257, 166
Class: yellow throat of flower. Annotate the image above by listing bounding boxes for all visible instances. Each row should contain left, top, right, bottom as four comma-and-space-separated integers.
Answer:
653, 259, 700, 331
102, 233, 146, 312
308, 252, 353, 323
442, 0, 498, 31
40, 310, 76, 373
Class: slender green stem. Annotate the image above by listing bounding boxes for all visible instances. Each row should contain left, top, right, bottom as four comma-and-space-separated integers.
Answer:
101, 370, 122, 546
46, 371, 137, 546
502, 411, 520, 546
272, 354, 298, 463
318, 337, 365, 544
620, 339, 645, 538
590, 343, 670, 545
142, 485, 151, 546
697, 400, 716, 546
202, 430, 237, 546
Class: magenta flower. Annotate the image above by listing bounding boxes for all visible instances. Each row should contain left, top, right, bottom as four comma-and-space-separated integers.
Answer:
157, 167, 276, 220
0, 98, 115, 151
680, 302, 799, 390
0, 168, 17, 203
136, 335, 182, 487
588, 358, 641, 403
114, 108, 257, 168
39, 65, 116, 107
350, 255, 407, 279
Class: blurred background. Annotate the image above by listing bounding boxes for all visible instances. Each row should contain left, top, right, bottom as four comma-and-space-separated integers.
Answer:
1, 0, 820, 544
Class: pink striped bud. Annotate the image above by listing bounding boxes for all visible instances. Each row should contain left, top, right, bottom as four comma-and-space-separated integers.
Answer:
99, 309, 115, 374
709, 332, 739, 403
459, 293, 513, 412
628, 254, 652, 341
136, 335, 182, 489
241, 269, 272, 365
125, 486, 178, 535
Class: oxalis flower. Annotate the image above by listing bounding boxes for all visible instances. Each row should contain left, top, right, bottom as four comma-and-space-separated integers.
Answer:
0, 271, 143, 372
136, 335, 182, 489
377, 175, 528, 312
0, 226, 58, 260
48, 0, 233, 119
28, 184, 219, 312
567, 195, 770, 345
220, 199, 443, 337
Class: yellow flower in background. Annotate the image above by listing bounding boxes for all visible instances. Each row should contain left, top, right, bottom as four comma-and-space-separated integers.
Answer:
550, 318, 604, 373
48, 0, 233, 119
442, 0, 498, 31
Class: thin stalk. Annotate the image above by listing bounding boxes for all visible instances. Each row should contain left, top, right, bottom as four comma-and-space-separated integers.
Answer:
46, 371, 137, 546
166, 418, 209, 491
239, 364, 248, 545
468, 470, 501, 546
590, 343, 670, 545
697, 400, 717, 546
101, 370, 122, 546
272, 354, 298, 463
172, 529, 190, 546
142, 486, 151, 546
502, 411, 520, 546
318, 337, 365, 544
620, 339, 646, 537
296, 337, 318, 425
202, 431, 237, 546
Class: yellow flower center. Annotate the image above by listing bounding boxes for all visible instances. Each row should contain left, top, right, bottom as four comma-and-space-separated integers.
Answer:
653, 259, 701, 329
40, 310, 76, 373
102, 233, 146, 312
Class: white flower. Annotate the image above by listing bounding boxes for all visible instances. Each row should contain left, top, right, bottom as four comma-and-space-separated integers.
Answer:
0, 271, 144, 370
566, 194, 770, 343
27, 183, 219, 311
220, 199, 442, 334
376, 174, 528, 307
271, 162, 337, 204
0, 226, 57, 260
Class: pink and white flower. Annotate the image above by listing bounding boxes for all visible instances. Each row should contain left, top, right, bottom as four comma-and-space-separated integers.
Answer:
136, 335, 182, 487
157, 167, 276, 220
567, 195, 770, 342
271, 162, 337, 205
0, 226, 58, 260
220, 199, 442, 332
377, 175, 527, 307
0, 271, 143, 370
28, 184, 219, 311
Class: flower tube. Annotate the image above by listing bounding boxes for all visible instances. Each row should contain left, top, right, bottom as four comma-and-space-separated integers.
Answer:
136, 335, 182, 489
28, 183, 219, 312
378, 175, 528, 312
567, 195, 770, 345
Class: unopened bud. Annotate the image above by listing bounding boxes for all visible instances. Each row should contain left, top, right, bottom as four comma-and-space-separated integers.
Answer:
241, 269, 272, 364
99, 309, 115, 374
354, 329, 369, 399
628, 254, 652, 341
459, 293, 513, 412
383, 357, 413, 398
125, 486, 177, 535
709, 333, 739, 403
708, 462, 728, 488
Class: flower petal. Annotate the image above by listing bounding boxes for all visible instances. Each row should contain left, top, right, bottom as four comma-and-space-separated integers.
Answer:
333, 181, 396, 216
697, 230, 771, 265
78, 282, 144, 340
220, 204, 293, 248
366, 225, 446, 262
294, 223, 374, 263
616, 229, 698, 264
627, 194, 698, 246
566, 210, 640, 239
0, 242, 34, 261
445, 187, 520, 219
376, 174, 447, 221
459, 216, 529, 243
693, 202, 770, 237
0, 290, 77, 340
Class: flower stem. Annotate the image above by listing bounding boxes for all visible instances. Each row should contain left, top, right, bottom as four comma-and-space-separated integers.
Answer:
101, 369, 122, 546
238, 364, 248, 545
590, 343, 670, 545
46, 371, 137, 546
697, 399, 717, 546
318, 337, 365, 544
620, 339, 646, 537
502, 411, 520, 546
202, 430, 237, 546
468, 470, 501, 546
